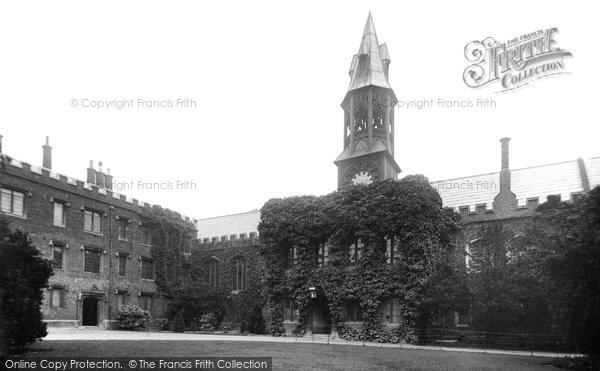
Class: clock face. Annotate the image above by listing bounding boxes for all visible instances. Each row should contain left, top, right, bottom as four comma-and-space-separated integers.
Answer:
351, 171, 373, 185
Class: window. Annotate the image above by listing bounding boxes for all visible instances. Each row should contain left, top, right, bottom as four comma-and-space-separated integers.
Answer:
140, 227, 152, 245
345, 301, 362, 322
139, 294, 153, 311
50, 287, 64, 308
381, 298, 401, 324
209, 257, 219, 286
141, 258, 154, 280
386, 237, 400, 265
283, 299, 299, 322
118, 254, 128, 277
84, 209, 102, 234
53, 201, 66, 227
232, 257, 244, 291
348, 239, 363, 265
118, 218, 128, 240
1, 187, 25, 217
52, 243, 65, 270
116, 293, 127, 309
286, 246, 298, 269
316, 243, 329, 267
84, 248, 102, 273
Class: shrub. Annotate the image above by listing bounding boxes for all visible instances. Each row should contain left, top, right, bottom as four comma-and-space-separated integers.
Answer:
173, 311, 185, 333
117, 305, 150, 330
198, 313, 218, 331
148, 318, 168, 332
0, 219, 53, 354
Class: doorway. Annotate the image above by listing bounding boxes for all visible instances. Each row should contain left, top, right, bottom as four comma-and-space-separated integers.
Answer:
310, 294, 331, 334
82, 297, 99, 326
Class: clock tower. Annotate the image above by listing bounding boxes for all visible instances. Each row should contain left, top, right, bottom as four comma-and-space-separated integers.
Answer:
335, 13, 401, 187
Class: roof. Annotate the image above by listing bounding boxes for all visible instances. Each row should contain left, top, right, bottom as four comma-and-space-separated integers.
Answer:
347, 13, 392, 92
431, 157, 600, 211
196, 210, 261, 239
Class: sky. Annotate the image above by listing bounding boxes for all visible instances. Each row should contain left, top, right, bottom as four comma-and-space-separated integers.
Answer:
0, 1, 598, 220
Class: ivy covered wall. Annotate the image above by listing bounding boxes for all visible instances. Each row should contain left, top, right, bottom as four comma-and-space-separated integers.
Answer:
258, 176, 461, 342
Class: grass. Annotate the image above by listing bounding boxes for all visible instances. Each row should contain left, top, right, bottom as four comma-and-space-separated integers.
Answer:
20, 340, 556, 370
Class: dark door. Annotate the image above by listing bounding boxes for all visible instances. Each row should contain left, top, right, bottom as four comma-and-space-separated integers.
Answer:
311, 295, 331, 334
82, 297, 98, 326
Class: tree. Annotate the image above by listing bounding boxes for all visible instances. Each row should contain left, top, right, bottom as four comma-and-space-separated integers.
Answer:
0, 217, 53, 355
526, 188, 600, 361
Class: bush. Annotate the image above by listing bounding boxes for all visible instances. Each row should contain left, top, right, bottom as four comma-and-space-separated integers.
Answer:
148, 318, 168, 332
117, 305, 150, 330
173, 311, 185, 333
0, 219, 53, 354
198, 313, 218, 331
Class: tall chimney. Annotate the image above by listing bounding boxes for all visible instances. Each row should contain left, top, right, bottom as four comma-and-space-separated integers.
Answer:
42, 136, 52, 169
500, 137, 510, 170
96, 161, 106, 188
106, 168, 114, 190
87, 160, 97, 184
493, 137, 517, 214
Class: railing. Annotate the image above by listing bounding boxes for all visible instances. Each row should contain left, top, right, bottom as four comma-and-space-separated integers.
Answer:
274, 325, 573, 356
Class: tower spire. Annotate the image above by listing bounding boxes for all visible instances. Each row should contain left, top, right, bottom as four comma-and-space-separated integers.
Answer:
347, 13, 391, 92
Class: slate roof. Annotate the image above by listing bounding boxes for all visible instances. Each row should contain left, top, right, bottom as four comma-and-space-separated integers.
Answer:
431, 157, 600, 211
196, 210, 260, 240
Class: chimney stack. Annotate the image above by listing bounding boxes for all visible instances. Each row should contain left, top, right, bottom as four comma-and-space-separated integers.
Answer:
106, 168, 114, 190
500, 137, 510, 170
493, 137, 517, 214
87, 160, 97, 184
96, 161, 106, 188
42, 136, 52, 169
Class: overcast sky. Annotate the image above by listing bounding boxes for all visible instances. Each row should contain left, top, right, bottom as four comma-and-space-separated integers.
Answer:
1, 1, 598, 220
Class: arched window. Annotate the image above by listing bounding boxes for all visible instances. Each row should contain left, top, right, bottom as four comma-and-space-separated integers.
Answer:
231, 256, 245, 292
348, 239, 363, 265
209, 257, 219, 287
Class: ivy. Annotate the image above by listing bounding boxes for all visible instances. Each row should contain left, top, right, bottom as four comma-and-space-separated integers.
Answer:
258, 176, 461, 343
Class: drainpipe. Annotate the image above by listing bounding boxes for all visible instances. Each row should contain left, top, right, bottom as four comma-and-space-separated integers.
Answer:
108, 206, 114, 322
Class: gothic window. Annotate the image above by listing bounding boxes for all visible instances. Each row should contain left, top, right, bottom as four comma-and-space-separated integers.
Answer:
381, 298, 402, 324
348, 239, 363, 265
286, 246, 298, 269
52, 242, 65, 270
209, 257, 219, 286
316, 243, 329, 267
232, 257, 245, 291
50, 286, 65, 308
118, 254, 128, 277
53, 201, 66, 227
118, 218, 128, 240
345, 301, 362, 322
83, 209, 102, 234
1, 187, 25, 217
139, 294, 153, 311
283, 299, 299, 322
84, 248, 102, 273
141, 258, 154, 280
353, 96, 367, 132
385, 237, 400, 265
344, 110, 351, 140
372, 94, 384, 129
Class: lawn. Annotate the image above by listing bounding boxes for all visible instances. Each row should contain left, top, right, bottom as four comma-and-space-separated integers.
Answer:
20, 340, 556, 370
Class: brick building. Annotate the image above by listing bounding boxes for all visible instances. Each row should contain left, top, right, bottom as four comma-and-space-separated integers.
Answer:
0, 136, 196, 327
